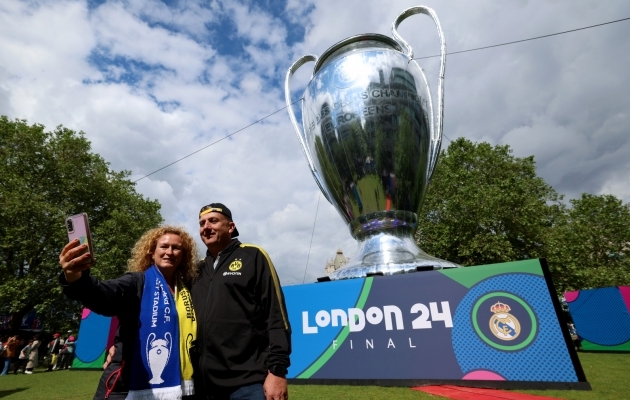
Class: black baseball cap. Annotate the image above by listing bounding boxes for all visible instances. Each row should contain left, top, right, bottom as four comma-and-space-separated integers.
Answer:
198, 203, 240, 238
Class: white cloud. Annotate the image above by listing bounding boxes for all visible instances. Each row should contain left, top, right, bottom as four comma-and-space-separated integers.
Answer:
284, 0, 313, 25
599, 171, 630, 201
1, 0, 630, 286
120, 0, 219, 40
91, 2, 215, 82
224, 1, 287, 47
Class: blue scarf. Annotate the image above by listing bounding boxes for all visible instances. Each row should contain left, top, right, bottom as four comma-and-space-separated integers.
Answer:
127, 266, 181, 400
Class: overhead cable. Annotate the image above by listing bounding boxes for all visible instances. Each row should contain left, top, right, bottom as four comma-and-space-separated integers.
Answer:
303, 193, 321, 284
133, 16, 629, 181
133, 99, 300, 183
413, 16, 630, 60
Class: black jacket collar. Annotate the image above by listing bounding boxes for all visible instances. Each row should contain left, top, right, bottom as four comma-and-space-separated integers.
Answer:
205, 238, 241, 261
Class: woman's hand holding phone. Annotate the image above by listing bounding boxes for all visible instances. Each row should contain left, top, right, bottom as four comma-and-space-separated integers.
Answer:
62, 213, 95, 283
59, 239, 94, 283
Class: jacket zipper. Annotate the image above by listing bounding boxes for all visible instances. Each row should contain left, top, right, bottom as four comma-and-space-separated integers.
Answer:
199, 242, 238, 395
104, 360, 125, 399
200, 253, 220, 396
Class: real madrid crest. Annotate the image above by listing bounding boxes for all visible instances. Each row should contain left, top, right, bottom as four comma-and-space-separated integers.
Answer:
229, 259, 243, 271
471, 292, 537, 351
489, 301, 520, 341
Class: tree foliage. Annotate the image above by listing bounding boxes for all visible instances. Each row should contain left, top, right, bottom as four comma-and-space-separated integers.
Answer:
416, 138, 563, 266
0, 116, 163, 334
546, 194, 630, 293
416, 137, 630, 294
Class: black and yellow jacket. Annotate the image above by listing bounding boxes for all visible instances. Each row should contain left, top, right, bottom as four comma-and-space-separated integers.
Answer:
191, 239, 291, 392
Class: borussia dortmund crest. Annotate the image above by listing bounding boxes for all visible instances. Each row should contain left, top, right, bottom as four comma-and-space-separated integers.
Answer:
229, 259, 242, 271
489, 302, 520, 341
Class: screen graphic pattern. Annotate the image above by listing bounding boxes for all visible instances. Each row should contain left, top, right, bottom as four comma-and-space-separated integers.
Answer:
452, 274, 578, 382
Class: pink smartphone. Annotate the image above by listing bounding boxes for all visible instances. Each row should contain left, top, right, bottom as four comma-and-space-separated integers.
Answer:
66, 213, 95, 266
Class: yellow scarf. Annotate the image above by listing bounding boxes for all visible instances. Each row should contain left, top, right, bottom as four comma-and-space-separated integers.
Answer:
176, 278, 197, 396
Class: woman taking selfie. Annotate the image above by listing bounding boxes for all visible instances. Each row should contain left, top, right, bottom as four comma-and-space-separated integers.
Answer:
59, 226, 198, 400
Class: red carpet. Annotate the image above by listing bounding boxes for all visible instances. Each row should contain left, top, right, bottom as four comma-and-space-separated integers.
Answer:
411, 385, 562, 400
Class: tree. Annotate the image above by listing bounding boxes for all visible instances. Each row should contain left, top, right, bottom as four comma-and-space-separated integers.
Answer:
546, 194, 630, 293
0, 116, 163, 334
415, 138, 564, 266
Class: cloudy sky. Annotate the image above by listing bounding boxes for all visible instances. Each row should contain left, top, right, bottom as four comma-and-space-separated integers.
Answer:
1, 0, 629, 284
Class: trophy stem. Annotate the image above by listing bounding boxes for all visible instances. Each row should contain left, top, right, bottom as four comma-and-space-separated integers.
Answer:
328, 211, 459, 280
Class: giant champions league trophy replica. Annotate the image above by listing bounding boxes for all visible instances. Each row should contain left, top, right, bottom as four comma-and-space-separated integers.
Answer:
285, 6, 459, 280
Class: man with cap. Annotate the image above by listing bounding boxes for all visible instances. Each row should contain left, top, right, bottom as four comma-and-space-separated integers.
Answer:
192, 203, 291, 400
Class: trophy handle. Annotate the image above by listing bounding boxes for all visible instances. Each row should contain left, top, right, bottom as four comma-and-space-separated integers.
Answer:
285, 55, 333, 204
392, 6, 446, 180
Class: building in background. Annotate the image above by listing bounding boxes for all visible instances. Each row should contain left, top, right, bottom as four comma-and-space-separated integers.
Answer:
325, 248, 348, 275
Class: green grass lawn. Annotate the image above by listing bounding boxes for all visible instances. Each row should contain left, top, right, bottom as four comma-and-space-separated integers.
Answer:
0, 369, 101, 399
0, 352, 627, 399
520, 352, 630, 400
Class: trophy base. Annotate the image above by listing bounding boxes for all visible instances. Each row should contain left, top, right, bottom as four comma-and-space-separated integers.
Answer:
327, 231, 460, 281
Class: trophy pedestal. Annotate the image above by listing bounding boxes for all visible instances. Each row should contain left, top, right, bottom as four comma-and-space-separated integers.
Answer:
329, 211, 460, 280
284, 259, 588, 388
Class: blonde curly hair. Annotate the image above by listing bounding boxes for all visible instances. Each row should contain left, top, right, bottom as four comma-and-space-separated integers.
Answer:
127, 226, 199, 285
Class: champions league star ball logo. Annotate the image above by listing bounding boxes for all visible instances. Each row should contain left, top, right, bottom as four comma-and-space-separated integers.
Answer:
332, 58, 362, 89
489, 302, 520, 341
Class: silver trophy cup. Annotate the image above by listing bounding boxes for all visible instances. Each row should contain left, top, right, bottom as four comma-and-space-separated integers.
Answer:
285, 6, 460, 280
